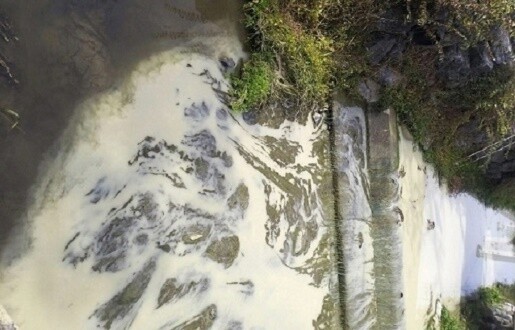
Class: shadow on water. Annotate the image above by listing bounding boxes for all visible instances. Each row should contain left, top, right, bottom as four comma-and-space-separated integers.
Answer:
0, 0, 243, 254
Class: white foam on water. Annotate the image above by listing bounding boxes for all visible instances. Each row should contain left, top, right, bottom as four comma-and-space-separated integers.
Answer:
334, 104, 376, 329
0, 37, 332, 329
400, 130, 515, 329
0, 304, 18, 329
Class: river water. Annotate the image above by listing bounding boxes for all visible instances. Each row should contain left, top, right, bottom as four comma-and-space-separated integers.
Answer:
0, 2, 341, 328
1, 1, 514, 330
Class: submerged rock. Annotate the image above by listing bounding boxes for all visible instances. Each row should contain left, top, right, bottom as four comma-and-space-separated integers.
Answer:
182, 225, 211, 244
171, 304, 217, 330
184, 102, 210, 122
264, 136, 301, 166
226, 280, 254, 296
242, 111, 257, 125
204, 235, 240, 268
227, 183, 249, 211
157, 278, 209, 308
93, 260, 156, 329
226, 320, 243, 330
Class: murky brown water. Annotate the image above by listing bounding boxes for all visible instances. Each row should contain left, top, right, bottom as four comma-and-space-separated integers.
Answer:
0, 0, 243, 250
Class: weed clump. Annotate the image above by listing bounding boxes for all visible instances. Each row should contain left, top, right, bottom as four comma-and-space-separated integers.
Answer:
460, 285, 514, 328
231, 54, 274, 112
231, 0, 336, 114
440, 306, 466, 330
438, 285, 515, 329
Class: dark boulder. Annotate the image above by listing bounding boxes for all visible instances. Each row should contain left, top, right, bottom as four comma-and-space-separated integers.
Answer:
242, 111, 257, 125
454, 119, 489, 151
469, 42, 494, 75
485, 144, 515, 182
366, 6, 412, 65
410, 25, 435, 46
219, 56, 236, 73
489, 26, 514, 66
486, 162, 504, 181
367, 34, 407, 65
438, 44, 471, 87
358, 78, 380, 103
486, 302, 515, 329
377, 66, 403, 87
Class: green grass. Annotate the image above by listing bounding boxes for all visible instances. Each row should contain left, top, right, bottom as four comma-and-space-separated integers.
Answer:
477, 287, 503, 306
497, 282, 515, 303
230, 53, 274, 112
440, 306, 466, 330
233, 0, 334, 113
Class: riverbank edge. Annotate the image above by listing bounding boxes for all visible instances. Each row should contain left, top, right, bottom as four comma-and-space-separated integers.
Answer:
229, 0, 515, 214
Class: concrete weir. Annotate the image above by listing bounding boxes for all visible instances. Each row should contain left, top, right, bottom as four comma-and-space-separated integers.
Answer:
367, 109, 404, 329
333, 101, 404, 329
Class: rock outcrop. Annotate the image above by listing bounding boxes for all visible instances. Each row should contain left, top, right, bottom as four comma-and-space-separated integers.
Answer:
365, 7, 514, 88
487, 302, 515, 329
361, 5, 515, 189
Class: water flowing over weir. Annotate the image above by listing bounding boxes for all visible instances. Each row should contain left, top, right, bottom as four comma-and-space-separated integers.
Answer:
332, 103, 375, 329
367, 110, 404, 329
0, 2, 412, 328
332, 103, 405, 329
0, 37, 342, 328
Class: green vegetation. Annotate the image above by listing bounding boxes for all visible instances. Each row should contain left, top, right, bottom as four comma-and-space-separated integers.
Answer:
437, 0, 515, 44
497, 282, 515, 303
434, 286, 514, 329
230, 0, 334, 112
231, 0, 515, 211
379, 50, 515, 206
231, 54, 274, 112
460, 285, 514, 329
477, 286, 504, 305
440, 306, 466, 330
374, 1, 515, 209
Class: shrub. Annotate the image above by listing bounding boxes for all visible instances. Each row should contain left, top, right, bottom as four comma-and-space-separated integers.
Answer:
230, 53, 274, 112
234, 0, 334, 112
440, 306, 465, 330
496, 282, 515, 303
477, 286, 503, 306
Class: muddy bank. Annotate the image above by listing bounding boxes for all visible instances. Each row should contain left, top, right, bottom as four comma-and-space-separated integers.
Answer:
0, 0, 243, 250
